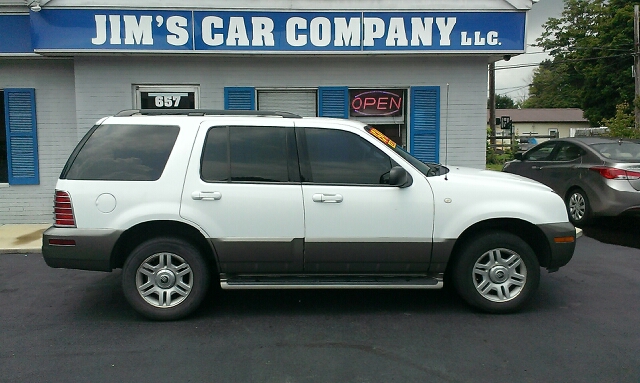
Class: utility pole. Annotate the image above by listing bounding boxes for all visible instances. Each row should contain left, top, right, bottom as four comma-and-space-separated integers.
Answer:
634, 5, 639, 129
489, 62, 496, 145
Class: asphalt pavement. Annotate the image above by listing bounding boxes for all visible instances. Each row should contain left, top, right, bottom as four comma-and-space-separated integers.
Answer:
1, 234, 638, 382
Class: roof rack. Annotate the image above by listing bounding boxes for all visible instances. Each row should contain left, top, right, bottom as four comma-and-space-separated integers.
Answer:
115, 109, 302, 118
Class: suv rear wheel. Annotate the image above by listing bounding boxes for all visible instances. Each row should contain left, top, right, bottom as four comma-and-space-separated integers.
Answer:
122, 237, 210, 320
452, 232, 540, 313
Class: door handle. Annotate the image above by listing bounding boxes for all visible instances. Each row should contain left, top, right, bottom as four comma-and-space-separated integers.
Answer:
312, 193, 343, 203
191, 191, 222, 201
532, 166, 543, 170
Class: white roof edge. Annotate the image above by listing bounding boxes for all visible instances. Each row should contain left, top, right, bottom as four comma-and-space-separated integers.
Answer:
22, 0, 534, 11
503, 0, 534, 10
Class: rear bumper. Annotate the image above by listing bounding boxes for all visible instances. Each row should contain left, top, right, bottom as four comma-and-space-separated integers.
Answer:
585, 180, 640, 217
538, 222, 576, 270
42, 226, 122, 272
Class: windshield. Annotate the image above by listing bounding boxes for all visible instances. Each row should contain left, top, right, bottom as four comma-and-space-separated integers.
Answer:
365, 126, 449, 177
591, 141, 640, 162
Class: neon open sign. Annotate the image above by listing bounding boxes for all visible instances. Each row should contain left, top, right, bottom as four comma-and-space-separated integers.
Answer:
349, 89, 404, 117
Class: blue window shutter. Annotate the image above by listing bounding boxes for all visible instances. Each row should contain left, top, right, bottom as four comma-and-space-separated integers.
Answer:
318, 87, 348, 118
224, 87, 255, 110
410, 87, 440, 163
4, 88, 39, 185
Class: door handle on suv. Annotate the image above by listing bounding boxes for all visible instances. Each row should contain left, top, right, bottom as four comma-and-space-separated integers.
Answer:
532, 166, 544, 170
191, 191, 222, 201
312, 193, 343, 203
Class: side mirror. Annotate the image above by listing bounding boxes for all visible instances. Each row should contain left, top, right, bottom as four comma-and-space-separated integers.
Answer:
389, 166, 413, 188
514, 152, 524, 161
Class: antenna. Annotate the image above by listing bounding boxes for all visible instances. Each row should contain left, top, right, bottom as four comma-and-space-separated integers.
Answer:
445, 83, 450, 166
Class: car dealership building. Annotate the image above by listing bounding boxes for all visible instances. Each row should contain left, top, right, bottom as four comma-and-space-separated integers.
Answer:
0, 0, 532, 224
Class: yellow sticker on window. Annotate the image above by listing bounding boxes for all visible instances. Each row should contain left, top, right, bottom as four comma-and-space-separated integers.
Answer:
369, 128, 397, 149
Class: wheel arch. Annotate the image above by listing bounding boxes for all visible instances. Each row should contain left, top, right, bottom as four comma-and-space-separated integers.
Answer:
110, 220, 218, 272
564, 185, 585, 202
445, 218, 552, 277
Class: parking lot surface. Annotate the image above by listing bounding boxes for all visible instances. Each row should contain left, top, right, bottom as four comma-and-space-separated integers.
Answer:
1, 233, 639, 382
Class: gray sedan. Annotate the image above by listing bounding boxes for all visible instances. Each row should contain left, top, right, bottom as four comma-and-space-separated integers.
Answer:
502, 137, 640, 226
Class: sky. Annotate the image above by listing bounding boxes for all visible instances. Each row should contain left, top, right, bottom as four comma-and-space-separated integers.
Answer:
494, 0, 566, 101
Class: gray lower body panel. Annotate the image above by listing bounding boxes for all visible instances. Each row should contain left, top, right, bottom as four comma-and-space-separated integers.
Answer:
304, 241, 432, 273
538, 222, 576, 270
42, 226, 121, 272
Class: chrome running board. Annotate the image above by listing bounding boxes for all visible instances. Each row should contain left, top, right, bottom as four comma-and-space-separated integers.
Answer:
220, 275, 443, 290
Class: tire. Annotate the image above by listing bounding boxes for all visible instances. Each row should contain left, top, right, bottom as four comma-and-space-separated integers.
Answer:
566, 188, 591, 226
122, 237, 210, 321
452, 232, 540, 313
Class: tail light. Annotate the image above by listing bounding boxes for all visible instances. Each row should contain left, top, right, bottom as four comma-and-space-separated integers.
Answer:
54, 190, 76, 227
590, 166, 640, 180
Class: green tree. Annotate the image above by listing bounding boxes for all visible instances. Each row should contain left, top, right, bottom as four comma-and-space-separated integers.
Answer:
491, 94, 519, 109
532, 0, 635, 125
602, 102, 640, 138
522, 60, 581, 108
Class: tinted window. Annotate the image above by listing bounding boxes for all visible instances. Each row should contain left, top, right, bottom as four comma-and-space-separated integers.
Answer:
304, 128, 394, 185
554, 143, 583, 161
65, 124, 179, 181
201, 126, 290, 183
592, 142, 640, 162
524, 142, 556, 161
201, 128, 229, 181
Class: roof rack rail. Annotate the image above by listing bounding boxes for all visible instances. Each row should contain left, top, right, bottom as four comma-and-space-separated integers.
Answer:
115, 109, 302, 118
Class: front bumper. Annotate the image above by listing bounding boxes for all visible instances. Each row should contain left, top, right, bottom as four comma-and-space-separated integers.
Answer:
538, 222, 576, 271
42, 226, 122, 272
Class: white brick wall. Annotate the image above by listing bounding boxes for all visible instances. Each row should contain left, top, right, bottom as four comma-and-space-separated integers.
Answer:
0, 58, 77, 224
75, 55, 488, 166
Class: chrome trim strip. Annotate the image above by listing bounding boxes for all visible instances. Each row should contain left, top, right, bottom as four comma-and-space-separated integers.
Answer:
220, 280, 443, 290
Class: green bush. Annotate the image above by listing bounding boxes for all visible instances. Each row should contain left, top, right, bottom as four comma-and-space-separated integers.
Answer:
487, 128, 517, 166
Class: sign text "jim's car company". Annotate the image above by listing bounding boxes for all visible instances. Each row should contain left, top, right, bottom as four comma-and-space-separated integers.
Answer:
30, 10, 526, 53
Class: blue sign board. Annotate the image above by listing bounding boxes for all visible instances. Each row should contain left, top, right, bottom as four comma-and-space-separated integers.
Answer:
24, 9, 525, 53
0, 15, 33, 53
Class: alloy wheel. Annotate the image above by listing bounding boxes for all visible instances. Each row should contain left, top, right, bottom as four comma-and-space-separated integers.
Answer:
569, 192, 586, 222
472, 248, 527, 302
135, 252, 193, 308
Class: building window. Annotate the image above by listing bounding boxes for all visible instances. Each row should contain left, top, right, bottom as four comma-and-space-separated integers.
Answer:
134, 85, 199, 109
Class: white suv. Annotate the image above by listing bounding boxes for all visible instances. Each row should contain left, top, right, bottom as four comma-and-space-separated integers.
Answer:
42, 110, 576, 320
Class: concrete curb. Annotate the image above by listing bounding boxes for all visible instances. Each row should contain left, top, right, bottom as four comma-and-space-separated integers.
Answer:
0, 224, 50, 254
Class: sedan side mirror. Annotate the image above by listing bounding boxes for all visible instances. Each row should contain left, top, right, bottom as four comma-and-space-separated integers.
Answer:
389, 166, 413, 188
514, 152, 524, 161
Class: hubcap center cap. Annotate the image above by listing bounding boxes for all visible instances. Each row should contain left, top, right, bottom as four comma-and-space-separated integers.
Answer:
155, 270, 176, 289
489, 266, 509, 284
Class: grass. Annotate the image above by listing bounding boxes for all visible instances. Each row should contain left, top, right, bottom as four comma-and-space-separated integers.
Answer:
485, 163, 503, 171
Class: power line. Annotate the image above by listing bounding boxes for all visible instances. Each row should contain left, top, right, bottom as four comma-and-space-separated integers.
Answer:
495, 52, 634, 71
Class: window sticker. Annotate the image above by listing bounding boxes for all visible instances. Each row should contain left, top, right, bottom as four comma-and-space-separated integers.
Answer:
368, 127, 397, 149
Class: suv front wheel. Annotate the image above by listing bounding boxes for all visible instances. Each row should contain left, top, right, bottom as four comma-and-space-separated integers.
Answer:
122, 237, 210, 320
452, 232, 540, 313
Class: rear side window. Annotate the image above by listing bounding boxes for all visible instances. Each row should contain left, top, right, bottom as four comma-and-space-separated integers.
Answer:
592, 142, 640, 162
201, 126, 294, 183
63, 124, 179, 181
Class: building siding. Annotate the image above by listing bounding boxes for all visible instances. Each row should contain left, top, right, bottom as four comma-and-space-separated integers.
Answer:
74, 55, 488, 164
0, 59, 76, 224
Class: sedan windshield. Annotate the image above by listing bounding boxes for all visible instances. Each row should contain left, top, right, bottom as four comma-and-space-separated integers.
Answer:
591, 142, 640, 162
365, 126, 449, 177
